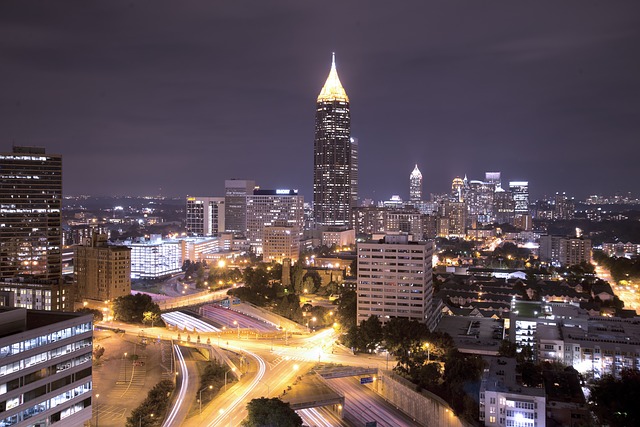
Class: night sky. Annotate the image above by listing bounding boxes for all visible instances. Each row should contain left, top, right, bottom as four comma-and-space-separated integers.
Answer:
1, 1, 639, 201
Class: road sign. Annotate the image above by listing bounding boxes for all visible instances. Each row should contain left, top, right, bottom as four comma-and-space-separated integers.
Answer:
360, 376, 374, 384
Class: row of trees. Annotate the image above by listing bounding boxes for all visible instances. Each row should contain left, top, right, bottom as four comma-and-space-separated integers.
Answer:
594, 250, 640, 282
126, 380, 174, 427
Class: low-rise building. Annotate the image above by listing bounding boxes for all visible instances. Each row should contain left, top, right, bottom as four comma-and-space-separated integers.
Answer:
479, 357, 546, 427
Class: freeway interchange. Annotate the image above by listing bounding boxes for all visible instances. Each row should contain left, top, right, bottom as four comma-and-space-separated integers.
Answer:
100, 304, 412, 427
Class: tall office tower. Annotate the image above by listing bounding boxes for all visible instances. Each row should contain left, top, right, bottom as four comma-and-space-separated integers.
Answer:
246, 189, 304, 256
509, 181, 529, 215
554, 192, 575, 220
350, 137, 359, 209
357, 234, 435, 330
313, 54, 355, 227
186, 196, 225, 236
409, 164, 423, 201
494, 188, 515, 224
0, 146, 62, 280
74, 233, 131, 303
442, 200, 466, 237
485, 171, 501, 189
451, 176, 464, 201
224, 179, 255, 234
466, 180, 495, 226
0, 308, 94, 427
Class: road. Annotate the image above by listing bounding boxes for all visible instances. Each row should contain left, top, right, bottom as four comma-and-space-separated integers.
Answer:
327, 376, 419, 427
200, 305, 278, 332
102, 314, 398, 427
594, 264, 640, 314
298, 407, 350, 427
162, 345, 196, 427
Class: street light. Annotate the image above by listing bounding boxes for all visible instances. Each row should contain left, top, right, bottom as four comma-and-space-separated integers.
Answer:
199, 385, 213, 415
95, 393, 99, 427
233, 320, 239, 339
138, 413, 153, 427
123, 352, 128, 382
424, 343, 430, 361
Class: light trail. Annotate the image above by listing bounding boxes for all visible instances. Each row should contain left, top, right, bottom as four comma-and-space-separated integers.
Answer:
206, 345, 267, 427
161, 311, 220, 333
162, 345, 189, 427
298, 408, 334, 427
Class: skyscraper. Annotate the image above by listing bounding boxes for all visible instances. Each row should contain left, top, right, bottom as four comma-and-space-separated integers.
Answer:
313, 54, 356, 227
409, 164, 422, 201
186, 196, 225, 236
0, 146, 62, 280
224, 179, 255, 234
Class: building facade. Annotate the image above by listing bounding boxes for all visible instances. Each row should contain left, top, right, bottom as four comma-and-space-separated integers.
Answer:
0, 278, 73, 311
126, 235, 181, 280
0, 147, 62, 280
479, 357, 546, 427
539, 236, 591, 267
246, 189, 304, 256
74, 234, 131, 302
262, 224, 300, 263
0, 308, 93, 427
409, 165, 422, 202
313, 54, 356, 227
356, 234, 435, 329
185, 196, 225, 236
224, 180, 255, 234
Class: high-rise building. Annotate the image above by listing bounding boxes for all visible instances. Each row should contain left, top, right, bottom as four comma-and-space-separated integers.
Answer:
262, 222, 300, 264
246, 189, 304, 256
224, 179, 255, 234
356, 234, 435, 330
494, 187, 515, 224
0, 307, 94, 427
539, 235, 591, 267
509, 181, 529, 215
186, 196, 225, 236
451, 176, 464, 201
484, 171, 501, 189
554, 192, 575, 221
74, 233, 131, 303
126, 235, 181, 279
313, 54, 356, 227
0, 146, 62, 280
409, 165, 423, 202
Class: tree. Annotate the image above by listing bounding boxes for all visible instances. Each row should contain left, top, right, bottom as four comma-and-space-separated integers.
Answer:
76, 307, 104, 321
242, 398, 302, 427
113, 293, 162, 324
589, 369, 640, 427
497, 340, 517, 358
143, 311, 160, 327
336, 290, 357, 330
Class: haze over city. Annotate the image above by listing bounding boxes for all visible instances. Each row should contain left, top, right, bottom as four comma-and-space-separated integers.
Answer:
2, 1, 639, 199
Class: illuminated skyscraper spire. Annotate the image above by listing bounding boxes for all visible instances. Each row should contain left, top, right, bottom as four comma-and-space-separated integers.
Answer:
317, 52, 349, 103
410, 164, 423, 201
314, 54, 355, 227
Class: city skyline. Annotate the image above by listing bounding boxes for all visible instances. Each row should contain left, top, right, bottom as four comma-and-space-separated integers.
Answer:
1, 2, 639, 200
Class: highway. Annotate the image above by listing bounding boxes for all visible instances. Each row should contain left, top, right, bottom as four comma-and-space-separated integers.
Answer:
161, 311, 221, 332
298, 407, 349, 427
327, 376, 419, 427
105, 310, 398, 426
200, 304, 278, 332
162, 345, 193, 427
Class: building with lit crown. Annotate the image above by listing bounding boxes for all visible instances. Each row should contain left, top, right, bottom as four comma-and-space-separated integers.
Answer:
0, 147, 62, 280
313, 54, 357, 227
0, 308, 94, 427
409, 165, 422, 202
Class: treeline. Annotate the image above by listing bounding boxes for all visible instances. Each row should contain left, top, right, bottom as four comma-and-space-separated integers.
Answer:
594, 250, 640, 282
342, 316, 483, 421
126, 380, 174, 427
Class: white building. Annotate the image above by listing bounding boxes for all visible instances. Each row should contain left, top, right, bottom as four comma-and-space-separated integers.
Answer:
480, 357, 546, 427
0, 308, 93, 427
245, 189, 304, 256
185, 196, 225, 236
356, 233, 435, 330
126, 235, 181, 279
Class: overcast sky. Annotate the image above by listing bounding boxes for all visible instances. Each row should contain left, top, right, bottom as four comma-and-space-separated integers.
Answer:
1, 1, 639, 201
